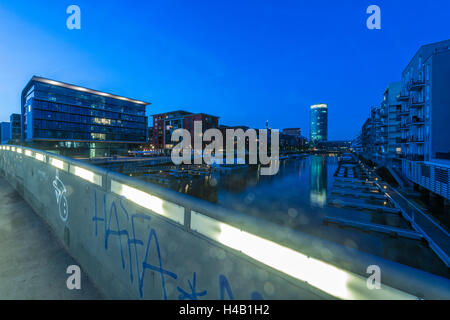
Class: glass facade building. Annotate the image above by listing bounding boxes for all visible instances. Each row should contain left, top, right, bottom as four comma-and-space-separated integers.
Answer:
310, 104, 328, 145
0, 122, 11, 144
21, 76, 150, 157
10, 113, 21, 142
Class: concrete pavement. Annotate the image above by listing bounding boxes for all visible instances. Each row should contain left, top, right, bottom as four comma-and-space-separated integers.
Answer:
0, 177, 102, 300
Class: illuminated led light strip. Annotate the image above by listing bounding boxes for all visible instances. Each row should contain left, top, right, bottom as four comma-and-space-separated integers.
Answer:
6, 146, 10, 151
11, 147, 15, 152
25, 150, 33, 157
111, 180, 184, 225
35, 153, 46, 162
16, 148, 22, 154
51, 158, 67, 171
190, 211, 416, 300
70, 166, 102, 186
34, 77, 149, 105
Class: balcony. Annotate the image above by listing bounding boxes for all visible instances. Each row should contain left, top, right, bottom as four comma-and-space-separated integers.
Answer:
408, 154, 425, 161
407, 79, 425, 91
397, 93, 410, 101
410, 116, 425, 126
409, 99, 425, 108
399, 154, 424, 161
406, 136, 425, 143
410, 102, 424, 108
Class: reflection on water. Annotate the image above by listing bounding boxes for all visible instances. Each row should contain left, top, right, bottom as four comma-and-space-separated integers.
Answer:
175, 155, 337, 224
310, 156, 328, 208
137, 155, 449, 277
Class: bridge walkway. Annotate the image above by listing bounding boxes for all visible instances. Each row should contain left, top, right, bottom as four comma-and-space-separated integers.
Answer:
0, 177, 102, 299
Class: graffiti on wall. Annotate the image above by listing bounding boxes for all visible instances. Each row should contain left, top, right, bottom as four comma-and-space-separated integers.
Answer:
92, 190, 263, 300
53, 170, 69, 222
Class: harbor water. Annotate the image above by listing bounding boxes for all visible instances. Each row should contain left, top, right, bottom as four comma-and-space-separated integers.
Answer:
136, 155, 449, 278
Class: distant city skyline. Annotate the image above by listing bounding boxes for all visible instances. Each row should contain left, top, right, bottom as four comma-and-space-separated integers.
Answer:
1, 1, 450, 140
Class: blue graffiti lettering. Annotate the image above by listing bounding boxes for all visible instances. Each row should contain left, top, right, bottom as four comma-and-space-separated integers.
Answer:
93, 191, 177, 299
92, 190, 261, 300
219, 274, 234, 300
177, 272, 207, 300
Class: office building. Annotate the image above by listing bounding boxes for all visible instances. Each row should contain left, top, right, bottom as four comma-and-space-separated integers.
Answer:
279, 128, 306, 150
0, 122, 11, 144
10, 113, 21, 142
21, 76, 150, 157
152, 110, 219, 151
282, 128, 302, 137
317, 141, 352, 152
310, 104, 328, 145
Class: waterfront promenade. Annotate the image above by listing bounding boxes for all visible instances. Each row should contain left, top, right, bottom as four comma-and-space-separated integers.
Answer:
383, 183, 450, 268
358, 161, 449, 268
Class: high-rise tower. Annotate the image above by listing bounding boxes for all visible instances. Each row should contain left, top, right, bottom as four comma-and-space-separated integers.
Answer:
310, 104, 328, 145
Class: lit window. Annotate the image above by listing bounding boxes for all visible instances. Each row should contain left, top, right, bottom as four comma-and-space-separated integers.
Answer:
91, 133, 106, 140
94, 118, 112, 125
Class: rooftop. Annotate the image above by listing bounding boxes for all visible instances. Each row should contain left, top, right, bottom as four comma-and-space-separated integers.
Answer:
402, 39, 450, 75
28, 76, 151, 106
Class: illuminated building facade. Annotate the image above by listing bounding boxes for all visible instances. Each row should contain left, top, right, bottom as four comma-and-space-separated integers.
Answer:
21, 76, 149, 157
310, 104, 328, 145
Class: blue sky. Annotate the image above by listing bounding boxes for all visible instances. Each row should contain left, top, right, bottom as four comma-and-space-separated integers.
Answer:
0, 0, 449, 140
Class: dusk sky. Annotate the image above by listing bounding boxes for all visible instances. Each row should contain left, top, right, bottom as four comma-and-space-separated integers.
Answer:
0, 0, 449, 140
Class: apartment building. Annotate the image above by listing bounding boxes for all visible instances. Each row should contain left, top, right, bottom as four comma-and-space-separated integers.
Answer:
381, 82, 402, 160
397, 40, 450, 200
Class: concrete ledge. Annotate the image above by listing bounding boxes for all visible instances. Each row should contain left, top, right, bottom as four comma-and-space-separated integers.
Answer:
1, 145, 450, 299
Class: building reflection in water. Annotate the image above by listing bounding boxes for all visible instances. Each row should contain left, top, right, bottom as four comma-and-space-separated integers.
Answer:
309, 156, 328, 207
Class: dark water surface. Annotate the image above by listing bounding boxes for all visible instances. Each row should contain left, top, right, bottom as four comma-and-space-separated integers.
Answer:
141, 155, 449, 278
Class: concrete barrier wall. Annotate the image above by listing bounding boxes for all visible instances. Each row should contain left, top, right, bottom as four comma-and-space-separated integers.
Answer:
0, 145, 449, 300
